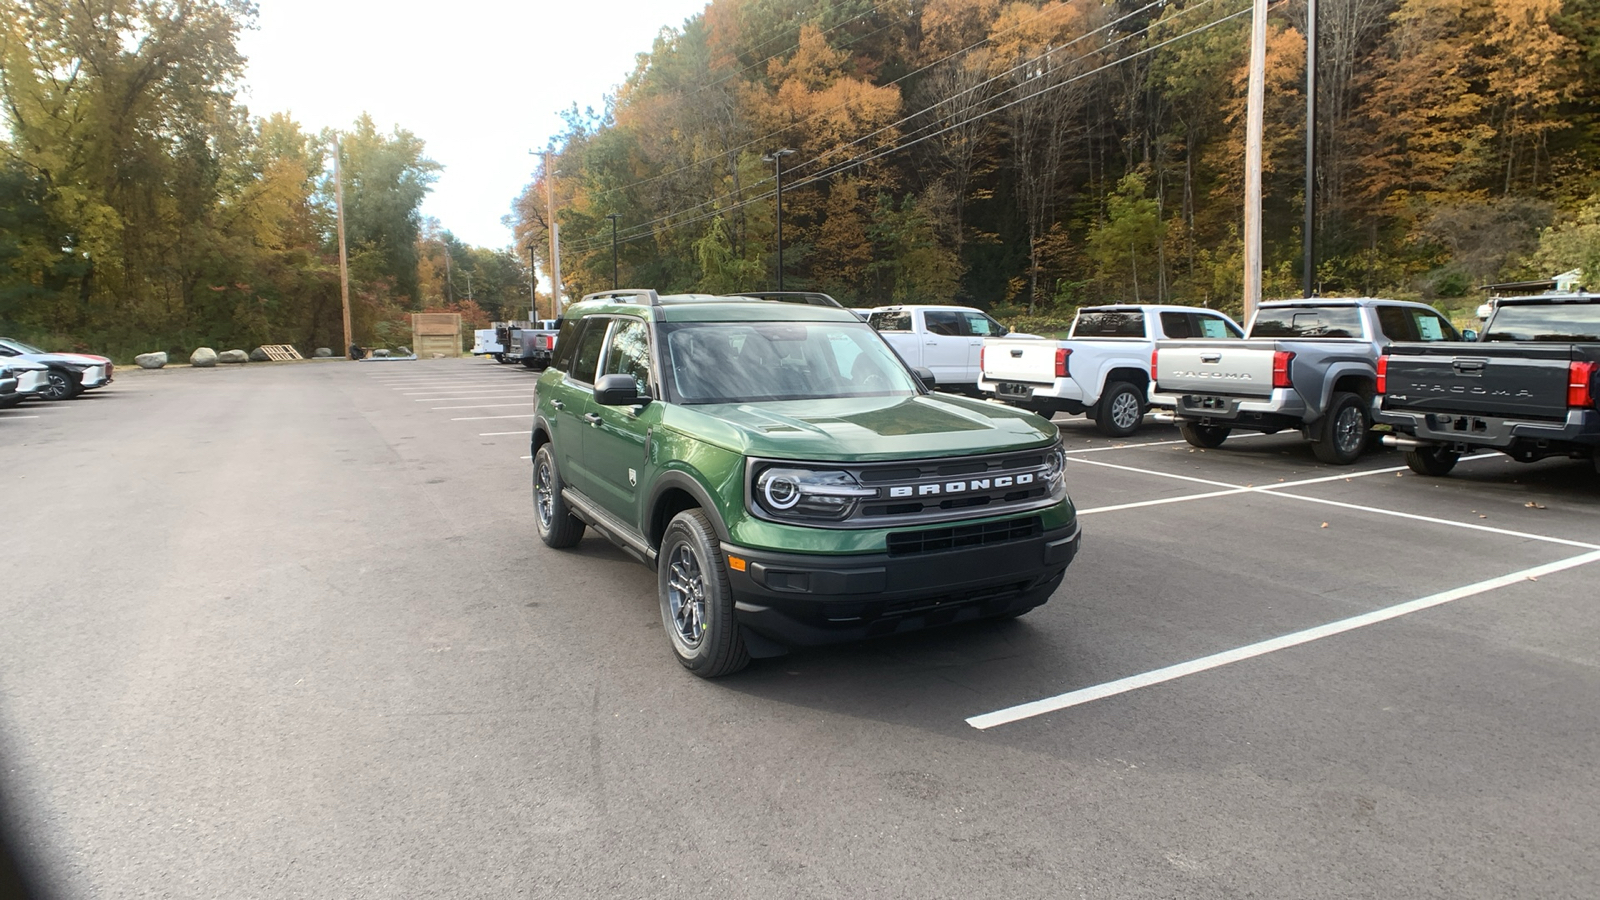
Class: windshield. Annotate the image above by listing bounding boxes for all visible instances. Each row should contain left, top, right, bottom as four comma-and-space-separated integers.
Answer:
0, 338, 45, 354
1250, 306, 1365, 339
1483, 303, 1600, 342
662, 321, 920, 404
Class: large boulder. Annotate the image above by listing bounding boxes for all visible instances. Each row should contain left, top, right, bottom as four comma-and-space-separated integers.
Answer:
314, 347, 333, 358
134, 352, 167, 369
373, 349, 390, 358
249, 347, 271, 362
190, 347, 218, 367
218, 349, 249, 364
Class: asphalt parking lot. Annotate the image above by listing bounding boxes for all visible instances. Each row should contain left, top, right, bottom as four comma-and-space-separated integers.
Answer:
3, 358, 1598, 899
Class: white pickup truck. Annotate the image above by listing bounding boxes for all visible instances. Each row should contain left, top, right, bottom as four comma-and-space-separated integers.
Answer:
979, 305, 1243, 436
867, 305, 1015, 394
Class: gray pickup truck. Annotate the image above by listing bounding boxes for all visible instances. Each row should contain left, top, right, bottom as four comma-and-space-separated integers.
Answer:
1153, 298, 1461, 464
1375, 291, 1600, 475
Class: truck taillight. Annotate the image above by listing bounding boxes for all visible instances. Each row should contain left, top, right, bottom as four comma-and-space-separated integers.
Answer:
1569, 360, 1597, 408
1150, 347, 1158, 377
979, 346, 985, 373
1055, 347, 1071, 378
1376, 355, 1388, 395
1272, 351, 1295, 389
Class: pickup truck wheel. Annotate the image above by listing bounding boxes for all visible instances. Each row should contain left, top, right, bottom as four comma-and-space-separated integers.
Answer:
1180, 422, 1230, 448
1094, 382, 1146, 437
532, 445, 586, 548
1313, 392, 1371, 465
659, 510, 750, 677
1404, 446, 1460, 476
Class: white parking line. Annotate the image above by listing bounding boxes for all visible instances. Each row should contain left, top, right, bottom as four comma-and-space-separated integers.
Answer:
481, 430, 532, 436
451, 414, 535, 421
431, 402, 536, 410
1063, 432, 1272, 455
397, 383, 531, 391
1068, 454, 1591, 549
967, 549, 1600, 730
412, 390, 537, 397
2, 415, 41, 419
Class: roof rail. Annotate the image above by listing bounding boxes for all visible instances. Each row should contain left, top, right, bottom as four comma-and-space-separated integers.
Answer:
578, 288, 662, 306
735, 291, 845, 309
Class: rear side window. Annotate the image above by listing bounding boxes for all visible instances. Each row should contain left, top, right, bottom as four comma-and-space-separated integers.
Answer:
550, 318, 580, 370
1250, 306, 1364, 339
1376, 306, 1414, 341
924, 310, 962, 336
568, 319, 610, 385
1159, 312, 1192, 338
868, 310, 912, 332
1072, 310, 1145, 338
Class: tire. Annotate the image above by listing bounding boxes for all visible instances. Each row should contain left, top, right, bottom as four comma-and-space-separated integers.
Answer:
39, 369, 81, 401
1180, 422, 1230, 448
1093, 381, 1146, 437
1313, 391, 1371, 465
658, 509, 750, 678
1405, 446, 1460, 476
0, 394, 21, 409
532, 444, 586, 548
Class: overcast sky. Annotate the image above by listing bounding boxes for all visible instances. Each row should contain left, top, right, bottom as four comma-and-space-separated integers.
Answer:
237, 0, 711, 251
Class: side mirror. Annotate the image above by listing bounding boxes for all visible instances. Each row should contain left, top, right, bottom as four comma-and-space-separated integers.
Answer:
912, 367, 936, 390
1462, 329, 1479, 341
594, 373, 648, 406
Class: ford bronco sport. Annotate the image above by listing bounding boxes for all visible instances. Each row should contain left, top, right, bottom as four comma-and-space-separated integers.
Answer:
531, 290, 1081, 677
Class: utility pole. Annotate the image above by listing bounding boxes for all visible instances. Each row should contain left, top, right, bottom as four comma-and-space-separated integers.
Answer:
1243, 0, 1268, 322
333, 137, 353, 357
1303, 0, 1318, 298
763, 148, 796, 290
606, 213, 621, 289
526, 244, 537, 319
543, 150, 564, 315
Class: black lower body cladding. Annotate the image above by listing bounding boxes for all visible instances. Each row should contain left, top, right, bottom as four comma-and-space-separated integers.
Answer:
723, 519, 1081, 647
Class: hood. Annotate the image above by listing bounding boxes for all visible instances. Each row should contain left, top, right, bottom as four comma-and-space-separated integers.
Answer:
1, 358, 49, 371
7, 351, 106, 367
663, 392, 1058, 461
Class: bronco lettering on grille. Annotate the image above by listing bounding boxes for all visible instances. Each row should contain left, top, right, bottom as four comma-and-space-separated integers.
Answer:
885, 473, 1036, 499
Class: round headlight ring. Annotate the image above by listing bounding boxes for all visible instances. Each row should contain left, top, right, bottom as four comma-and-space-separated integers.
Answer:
762, 474, 802, 510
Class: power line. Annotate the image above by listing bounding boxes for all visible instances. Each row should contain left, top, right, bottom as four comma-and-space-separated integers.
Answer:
567, 1, 1255, 255
569, 0, 1205, 252
581, 0, 1119, 205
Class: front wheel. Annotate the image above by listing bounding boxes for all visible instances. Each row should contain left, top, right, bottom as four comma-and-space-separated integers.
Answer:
532, 444, 586, 548
1180, 422, 1230, 449
658, 510, 749, 678
39, 369, 81, 401
1094, 381, 1146, 437
1405, 446, 1460, 476
1313, 392, 1372, 465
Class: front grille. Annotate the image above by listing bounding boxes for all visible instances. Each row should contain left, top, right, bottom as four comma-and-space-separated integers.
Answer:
886, 516, 1041, 557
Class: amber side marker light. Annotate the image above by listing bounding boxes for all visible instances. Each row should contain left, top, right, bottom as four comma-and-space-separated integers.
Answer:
727, 555, 748, 572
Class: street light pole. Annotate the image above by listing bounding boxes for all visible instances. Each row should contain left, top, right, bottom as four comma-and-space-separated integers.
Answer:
606, 213, 621, 289
332, 136, 353, 357
1303, 0, 1318, 298
543, 150, 564, 315
763, 148, 796, 290
1242, 0, 1268, 322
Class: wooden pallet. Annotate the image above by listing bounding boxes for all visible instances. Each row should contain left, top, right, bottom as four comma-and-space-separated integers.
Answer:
260, 344, 303, 361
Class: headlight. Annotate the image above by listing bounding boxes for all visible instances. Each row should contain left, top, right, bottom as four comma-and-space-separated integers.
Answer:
753, 466, 876, 521
1043, 444, 1065, 487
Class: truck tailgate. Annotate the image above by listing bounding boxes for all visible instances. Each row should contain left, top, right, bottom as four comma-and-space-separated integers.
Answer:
1155, 341, 1275, 397
983, 338, 1060, 384
1382, 343, 1575, 420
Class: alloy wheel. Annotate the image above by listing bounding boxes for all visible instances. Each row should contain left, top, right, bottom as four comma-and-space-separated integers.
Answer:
665, 543, 707, 648
1110, 391, 1141, 430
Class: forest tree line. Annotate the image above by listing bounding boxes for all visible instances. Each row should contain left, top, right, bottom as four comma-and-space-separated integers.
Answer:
516, 0, 1600, 328
0, 0, 527, 359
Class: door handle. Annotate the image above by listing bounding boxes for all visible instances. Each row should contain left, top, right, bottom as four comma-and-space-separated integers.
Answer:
926, 341, 939, 345
583, 413, 602, 425
551, 399, 565, 410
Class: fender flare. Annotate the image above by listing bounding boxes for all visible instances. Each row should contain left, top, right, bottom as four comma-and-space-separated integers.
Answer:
647, 468, 732, 546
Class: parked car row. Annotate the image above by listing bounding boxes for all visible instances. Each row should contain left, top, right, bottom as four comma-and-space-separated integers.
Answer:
0, 337, 115, 405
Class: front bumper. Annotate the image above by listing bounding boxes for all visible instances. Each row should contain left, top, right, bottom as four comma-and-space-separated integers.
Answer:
1375, 406, 1600, 451
724, 518, 1081, 646
17, 369, 48, 395
77, 363, 112, 389
1170, 388, 1307, 430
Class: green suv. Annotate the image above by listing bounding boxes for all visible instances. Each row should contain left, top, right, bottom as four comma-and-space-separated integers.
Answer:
531, 290, 1081, 676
